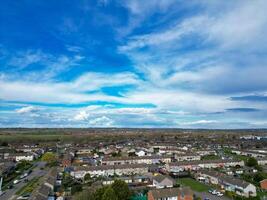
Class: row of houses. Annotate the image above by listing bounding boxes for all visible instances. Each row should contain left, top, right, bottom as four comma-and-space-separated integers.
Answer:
174, 153, 201, 162
232, 150, 267, 158
166, 159, 244, 173
29, 168, 57, 200
101, 155, 172, 165
101, 174, 175, 189
196, 170, 257, 198
71, 164, 152, 179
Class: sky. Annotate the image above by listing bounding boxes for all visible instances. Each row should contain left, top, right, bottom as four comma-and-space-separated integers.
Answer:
1, 0, 267, 128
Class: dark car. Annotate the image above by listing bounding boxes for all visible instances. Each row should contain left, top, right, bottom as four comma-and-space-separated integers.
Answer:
7, 185, 13, 189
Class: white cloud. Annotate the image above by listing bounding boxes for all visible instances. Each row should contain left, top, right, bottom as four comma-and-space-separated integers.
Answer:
73, 111, 90, 121
89, 116, 114, 127
179, 120, 218, 125
7, 49, 84, 81
121, 0, 267, 52
16, 106, 39, 114
0, 71, 138, 104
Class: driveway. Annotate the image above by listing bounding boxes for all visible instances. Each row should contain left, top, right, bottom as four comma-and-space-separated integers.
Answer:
1, 161, 47, 200
194, 191, 232, 200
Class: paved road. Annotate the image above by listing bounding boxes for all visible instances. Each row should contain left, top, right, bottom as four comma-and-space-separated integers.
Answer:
1, 162, 47, 200
194, 192, 232, 200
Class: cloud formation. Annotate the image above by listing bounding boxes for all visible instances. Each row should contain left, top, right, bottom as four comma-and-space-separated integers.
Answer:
1, 0, 267, 128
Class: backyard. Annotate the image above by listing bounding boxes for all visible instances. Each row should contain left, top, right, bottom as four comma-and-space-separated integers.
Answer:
177, 177, 213, 192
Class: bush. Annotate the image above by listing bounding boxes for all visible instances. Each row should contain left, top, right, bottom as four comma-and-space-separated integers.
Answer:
71, 184, 83, 195
111, 179, 131, 200
246, 157, 258, 167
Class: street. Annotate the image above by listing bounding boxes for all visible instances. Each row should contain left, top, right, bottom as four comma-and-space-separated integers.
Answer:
194, 191, 231, 200
1, 162, 47, 200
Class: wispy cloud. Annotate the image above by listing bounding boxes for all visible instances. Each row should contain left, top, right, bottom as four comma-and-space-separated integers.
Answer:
16, 106, 39, 114
1, 0, 267, 128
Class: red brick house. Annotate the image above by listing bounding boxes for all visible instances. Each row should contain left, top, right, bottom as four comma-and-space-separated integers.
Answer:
260, 179, 267, 190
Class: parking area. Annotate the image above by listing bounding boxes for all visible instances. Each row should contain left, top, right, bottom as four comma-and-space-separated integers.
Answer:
194, 191, 231, 200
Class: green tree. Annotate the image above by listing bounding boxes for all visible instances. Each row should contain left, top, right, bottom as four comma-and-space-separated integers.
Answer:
16, 160, 31, 170
71, 184, 83, 195
41, 152, 57, 166
111, 179, 131, 200
95, 186, 108, 200
102, 186, 118, 200
62, 173, 75, 189
74, 189, 95, 200
246, 157, 258, 167
254, 172, 267, 183
84, 173, 91, 183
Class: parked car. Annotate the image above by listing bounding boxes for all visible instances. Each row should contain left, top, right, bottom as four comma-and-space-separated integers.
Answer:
17, 193, 30, 200
20, 172, 28, 179
7, 185, 13, 189
208, 189, 213, 194
13, 179, 21, 184
216, 191, 223, 196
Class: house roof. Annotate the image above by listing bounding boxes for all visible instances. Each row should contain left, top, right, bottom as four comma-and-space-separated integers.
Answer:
199, 169, 251, 188
149, 187, 192, 198
169, 159, 242, 166
102, 155, 171, 161
152, 175, 174, 183
75, 163, 153, 171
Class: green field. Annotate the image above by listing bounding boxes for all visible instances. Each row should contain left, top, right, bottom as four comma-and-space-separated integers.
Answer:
177, 178, 212, 192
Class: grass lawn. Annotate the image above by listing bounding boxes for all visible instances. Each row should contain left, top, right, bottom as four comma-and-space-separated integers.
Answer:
177, 178, 212, 192
201, 155, 220, 160
16, 177, 41, 196
223, 148, 249, 162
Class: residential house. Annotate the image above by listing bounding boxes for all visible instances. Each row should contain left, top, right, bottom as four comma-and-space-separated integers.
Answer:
101, 155, 172, 165
257, 157, 267, 165
71, 164, 151, 179
260, 179, 267, 190
12, 153, 34, 162
232, 150, 267, 158
195, 150, 217, 156
152, 175, 175, 189
197, 170, 257, 198
175, 153, 201, 162
136, 150, 146, 157
147, 187, 193, 200
166, 159, 244, 173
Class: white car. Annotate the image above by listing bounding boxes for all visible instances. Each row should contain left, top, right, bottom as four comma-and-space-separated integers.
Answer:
216, 192, 223, 197
212, 190, 217, 195
13, 179, 21, 184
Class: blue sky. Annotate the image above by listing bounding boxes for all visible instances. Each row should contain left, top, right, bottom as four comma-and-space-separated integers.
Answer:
1, 0, 267, 128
